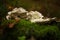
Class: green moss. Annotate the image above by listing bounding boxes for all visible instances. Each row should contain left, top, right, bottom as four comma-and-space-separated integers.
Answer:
16, 19, 59, 37
1, 19, 60, 40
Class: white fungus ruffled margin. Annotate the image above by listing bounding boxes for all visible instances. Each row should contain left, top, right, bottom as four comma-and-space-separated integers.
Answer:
6, 7, 56, 23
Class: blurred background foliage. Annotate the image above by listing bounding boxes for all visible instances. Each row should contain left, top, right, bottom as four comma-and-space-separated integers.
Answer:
0, 0, 60, 18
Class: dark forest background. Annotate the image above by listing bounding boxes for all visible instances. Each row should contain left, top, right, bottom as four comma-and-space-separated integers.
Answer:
0, 0, 60, 19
